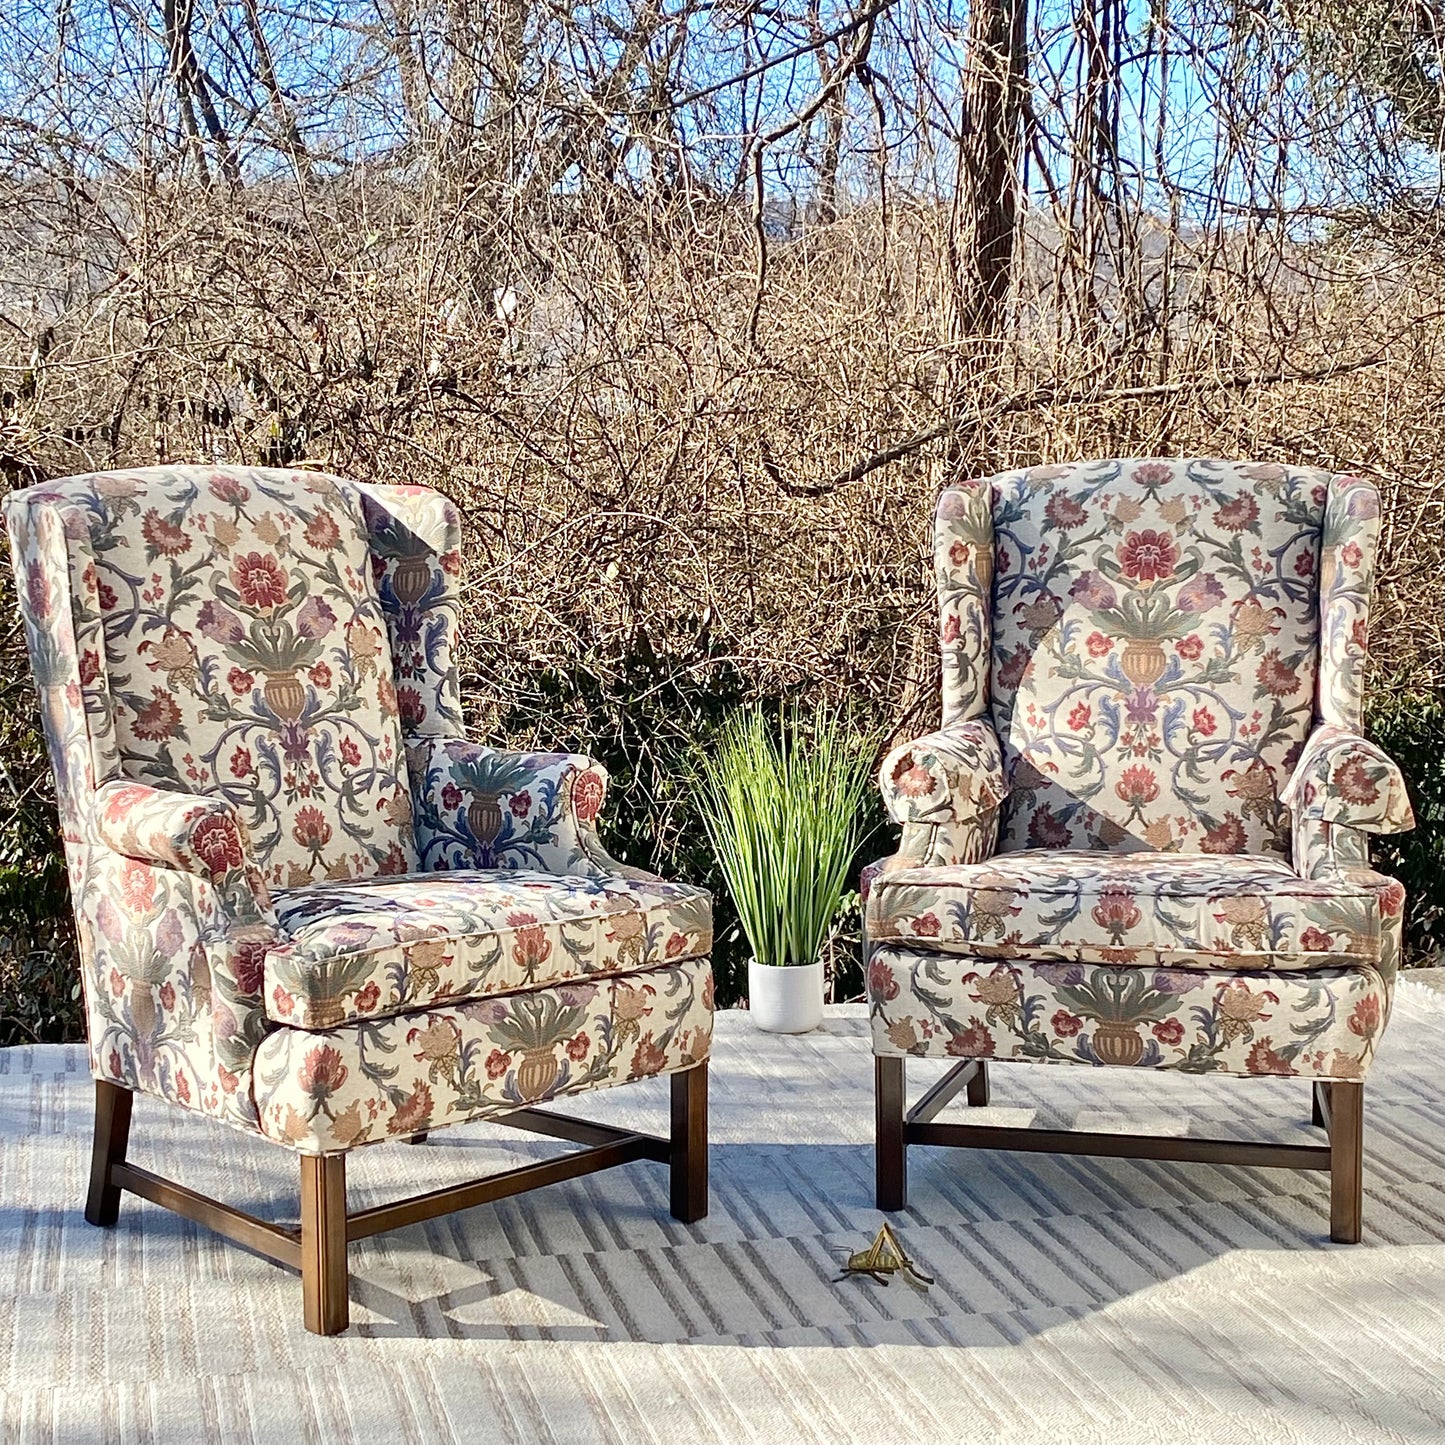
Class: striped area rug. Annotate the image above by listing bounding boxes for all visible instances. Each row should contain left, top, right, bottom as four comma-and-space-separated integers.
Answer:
1, 983, 1441, 1445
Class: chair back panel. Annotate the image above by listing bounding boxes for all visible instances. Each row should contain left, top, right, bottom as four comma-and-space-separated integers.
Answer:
985, 458, 1335, 856
25, 466, 417, 886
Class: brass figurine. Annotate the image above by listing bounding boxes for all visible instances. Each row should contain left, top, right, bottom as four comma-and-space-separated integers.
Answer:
838, 1222, 934, 1287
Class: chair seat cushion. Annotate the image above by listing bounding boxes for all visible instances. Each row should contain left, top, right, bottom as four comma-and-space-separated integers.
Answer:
265, 869, 713, 1028
256, 958, 713, 1153
868, 946, 1386, 1079
866, 850, 1402, 971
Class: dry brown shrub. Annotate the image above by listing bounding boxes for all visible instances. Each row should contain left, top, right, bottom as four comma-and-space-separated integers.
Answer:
2, 186, 1440, 822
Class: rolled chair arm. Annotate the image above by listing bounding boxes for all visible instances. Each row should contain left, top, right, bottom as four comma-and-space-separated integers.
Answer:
407, 735, 651, 877
90, 778, 275, 924
866, 722, 1009, 892
879, 721, 1009, 826
1282, 725, 1414, 834
85, 778, 278, 1127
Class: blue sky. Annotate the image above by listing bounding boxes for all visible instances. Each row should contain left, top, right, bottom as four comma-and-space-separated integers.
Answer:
0, 0, 1433, 225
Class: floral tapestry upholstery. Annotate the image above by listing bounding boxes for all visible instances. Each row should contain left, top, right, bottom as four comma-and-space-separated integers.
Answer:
871, 722, 1007, 886
866, 850, 1404, 972
67, 840, 280, 1128
10, 467, 418, 887
254, 958, 713, 1154
5, 467, 713, 1148
7, 475, 287, 1128
266, 869, 713, 1028
880, 723, 1008, 826
358, 486, 642, 881
868, 947, 1387, 1080
358, 482, 466, 740
985, 459, 1348, 856
936, 479, 995, 728
1316, 475, 1379, 730
407, 736, 639, 877
91, 777, 275, 926
868, 457, 1413, 1083
1282, 724, 1413, 833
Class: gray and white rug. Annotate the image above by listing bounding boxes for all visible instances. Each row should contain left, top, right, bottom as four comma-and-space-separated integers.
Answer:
1, 984, 1441, 1445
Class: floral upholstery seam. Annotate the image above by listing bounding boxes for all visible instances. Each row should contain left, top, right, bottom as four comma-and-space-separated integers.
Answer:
870, 879, 1390, 904
270, 930, 713, 972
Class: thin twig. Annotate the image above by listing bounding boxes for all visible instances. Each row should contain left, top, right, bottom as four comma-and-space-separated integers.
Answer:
804, 355, 1388, 493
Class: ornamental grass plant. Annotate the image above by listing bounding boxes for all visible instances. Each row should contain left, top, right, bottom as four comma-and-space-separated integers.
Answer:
694, 705, 875, 970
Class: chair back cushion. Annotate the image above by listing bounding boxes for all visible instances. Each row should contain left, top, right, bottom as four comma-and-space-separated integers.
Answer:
26, 466, 417, 886
986, 459, 1338, 856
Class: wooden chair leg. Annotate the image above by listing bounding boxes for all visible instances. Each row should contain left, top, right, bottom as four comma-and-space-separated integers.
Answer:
406, 1132, 428, 1144
670, 1062, 709, 1224
1328, 1081, 1364, 1244
966, 1060, 991, 1107
300, 1154, 349, 1335
876, 1056, 907, 1211
85, 1080, 133, 1227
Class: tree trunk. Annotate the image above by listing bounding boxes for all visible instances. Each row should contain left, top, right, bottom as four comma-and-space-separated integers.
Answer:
951, 0, 1030, 339
164, 0, 240, 188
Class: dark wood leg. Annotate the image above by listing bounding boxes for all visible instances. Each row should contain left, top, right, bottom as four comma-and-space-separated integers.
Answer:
1312, 1081, 1326, 1128
670, 1062, 708, 1224
876, 1056, 907, 1211
966, 1060, 991, 1107
300, 1155, 349, 1335
77, 1078, 705, 1333
85, 1081, 133, 1227
1328, 1081, 1364, 1244
406, 1132, 428, 1145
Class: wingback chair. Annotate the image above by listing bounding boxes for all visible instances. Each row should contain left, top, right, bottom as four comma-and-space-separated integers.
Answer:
4, 465, 712, 1334
865, 458, 1414, 1241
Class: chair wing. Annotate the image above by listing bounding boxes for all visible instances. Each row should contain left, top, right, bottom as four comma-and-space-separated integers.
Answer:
936, 479, 995, 729
357, 481, 466, 739
356, 482, 638, 878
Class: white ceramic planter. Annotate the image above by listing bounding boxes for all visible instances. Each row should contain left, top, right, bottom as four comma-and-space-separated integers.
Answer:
748, 957, 825, 1034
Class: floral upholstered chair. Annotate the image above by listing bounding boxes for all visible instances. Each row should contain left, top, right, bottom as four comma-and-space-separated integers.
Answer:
4, 465, 712, 1333
865, 458, 1413, 1242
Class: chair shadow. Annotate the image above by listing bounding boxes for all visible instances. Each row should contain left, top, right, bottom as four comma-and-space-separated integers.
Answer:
16, 1037, 1440, 1349
320, 1096, 1435, 1342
